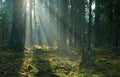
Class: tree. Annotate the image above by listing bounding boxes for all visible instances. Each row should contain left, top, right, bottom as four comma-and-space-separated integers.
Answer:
60, 0, 68, 49
57, 0, 68, 50
0, 1, 12, 45
9, 0, 25, 51
81, 0, 93, 71
94, 0, 101, 47
102, 0, 120, 49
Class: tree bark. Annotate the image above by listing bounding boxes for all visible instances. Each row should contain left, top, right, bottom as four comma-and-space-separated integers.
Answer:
94, 0, 101, 47
81, 0, 93, 71
9, 0, 25, 51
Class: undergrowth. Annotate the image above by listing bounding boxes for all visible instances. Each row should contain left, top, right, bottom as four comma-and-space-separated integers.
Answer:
0, 47, 120, 77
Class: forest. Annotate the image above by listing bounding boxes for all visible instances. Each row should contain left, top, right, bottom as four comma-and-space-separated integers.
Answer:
0, 0, 120, 77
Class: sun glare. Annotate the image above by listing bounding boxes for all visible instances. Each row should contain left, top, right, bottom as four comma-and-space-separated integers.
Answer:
24, 0, 70, 49
92, 2, 95, 10
26, 0, 30, 11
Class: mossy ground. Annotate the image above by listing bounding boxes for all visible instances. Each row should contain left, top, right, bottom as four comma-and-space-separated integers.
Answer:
0, 47, 120, 77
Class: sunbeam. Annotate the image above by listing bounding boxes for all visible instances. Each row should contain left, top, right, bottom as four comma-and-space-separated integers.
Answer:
25, 0, 60, 48
25, 0, 32, 47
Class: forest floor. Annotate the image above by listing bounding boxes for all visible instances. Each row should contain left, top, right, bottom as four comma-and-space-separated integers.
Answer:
0, 46, 120, 77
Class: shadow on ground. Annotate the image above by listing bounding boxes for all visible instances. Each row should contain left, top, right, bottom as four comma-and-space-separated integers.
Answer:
0, 49, 24, 77
32, 50, 59, 77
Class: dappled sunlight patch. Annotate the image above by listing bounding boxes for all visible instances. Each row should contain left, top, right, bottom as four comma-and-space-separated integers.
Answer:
48, 54, 80, 76
72, 62, 79, 68
55, 72, 84, 77
92, 74, 104, 77
48, 56, 54, 63
33, 45, 58, 52
19, 51, 39, 77
71, 50, 79, 54
27, 47, 82, 77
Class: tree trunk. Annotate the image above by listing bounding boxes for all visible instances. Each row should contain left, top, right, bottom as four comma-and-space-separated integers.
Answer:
94, 0, 101, 47
81, 0, 93, 71
9, 0, 25, 51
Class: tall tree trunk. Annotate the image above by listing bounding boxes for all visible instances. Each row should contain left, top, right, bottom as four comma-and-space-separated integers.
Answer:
9, 0, 25, 51
94, 0, 101, 47
30, 0, 33, 45
81, 0, 93, 71
58, 0, 68, 50
62, 0, 68, 48
114, 1, 119, 50
70, 0, 76, 47
79, 0, 86, 70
